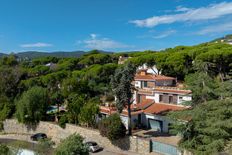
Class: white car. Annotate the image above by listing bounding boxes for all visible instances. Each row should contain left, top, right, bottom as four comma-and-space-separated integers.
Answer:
85, 141, 101, 153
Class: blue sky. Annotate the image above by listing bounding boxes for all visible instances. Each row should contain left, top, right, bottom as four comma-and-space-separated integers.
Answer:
0, 0, 232, 53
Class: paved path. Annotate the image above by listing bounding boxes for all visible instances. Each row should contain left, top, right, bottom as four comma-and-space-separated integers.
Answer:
0, 134, 140, 155
0, 133, 36, 144
92, 149, 140, 155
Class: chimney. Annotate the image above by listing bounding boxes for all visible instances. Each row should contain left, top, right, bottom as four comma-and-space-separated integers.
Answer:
140, 69, 147, 76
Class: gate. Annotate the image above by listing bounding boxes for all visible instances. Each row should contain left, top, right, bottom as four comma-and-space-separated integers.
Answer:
151, 140, 179, 155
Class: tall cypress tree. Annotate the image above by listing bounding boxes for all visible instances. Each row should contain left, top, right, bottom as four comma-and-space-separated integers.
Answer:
111, 62, 136, 135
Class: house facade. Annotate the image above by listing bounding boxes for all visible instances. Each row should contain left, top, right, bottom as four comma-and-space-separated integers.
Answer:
100, 68, 192, 133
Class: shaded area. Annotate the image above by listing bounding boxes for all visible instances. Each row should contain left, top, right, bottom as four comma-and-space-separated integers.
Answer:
111, 136, 130, 151
0, 138, 54, 155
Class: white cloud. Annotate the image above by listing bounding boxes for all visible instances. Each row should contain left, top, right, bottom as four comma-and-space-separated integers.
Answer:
197, 22, 232, 35
20, 42, 53, 48
130, 2, 232, 27
175, 6, 192, 12
90, 33, 97, 39
153, 30, 176, 39
78, 34, 131, 50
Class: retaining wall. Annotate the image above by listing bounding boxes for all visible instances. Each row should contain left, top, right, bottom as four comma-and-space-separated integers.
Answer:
3, 119, 150, 155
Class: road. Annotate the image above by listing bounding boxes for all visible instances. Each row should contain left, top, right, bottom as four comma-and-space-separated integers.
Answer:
0, 134, 139, 155
91, 148, 139, 155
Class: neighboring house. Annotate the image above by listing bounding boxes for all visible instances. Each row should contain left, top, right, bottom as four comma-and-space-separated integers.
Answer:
99, 68, 192, 133
118, 56, 132, 64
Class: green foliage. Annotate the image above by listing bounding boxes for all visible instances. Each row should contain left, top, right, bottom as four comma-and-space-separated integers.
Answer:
0, 67, 23, 98
66, 94, 85, 124
78, 98, 100, 127
111, 62, 136, 112
37, 138, 55, 155
170, 99, 232, 155
98, 113, 126, 141
55, 133, 89, 155
0, 144, 10, 155
185, 72, 217, 104
32, 56, 59, 66
0, 55, 18, 67
16, 86, 49, 124
58, 114, 68, 129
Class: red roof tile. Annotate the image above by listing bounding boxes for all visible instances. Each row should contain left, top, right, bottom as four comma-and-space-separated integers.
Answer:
144, 103, 188, 115
131, 99, 154, 110
135, 74, 175, 81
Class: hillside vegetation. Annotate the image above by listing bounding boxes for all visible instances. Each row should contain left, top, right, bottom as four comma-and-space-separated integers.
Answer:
0, 42, 232, 154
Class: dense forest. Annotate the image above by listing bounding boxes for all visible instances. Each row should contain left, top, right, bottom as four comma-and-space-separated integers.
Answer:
0, 42, 232, 154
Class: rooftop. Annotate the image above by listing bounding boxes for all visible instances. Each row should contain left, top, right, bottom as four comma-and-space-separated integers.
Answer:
135, 74, 176, 81
144, 102, 188, 115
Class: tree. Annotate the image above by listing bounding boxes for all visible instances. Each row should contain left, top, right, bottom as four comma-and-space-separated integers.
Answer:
170, 99, 232, 155
51, 92, 64, 119
185, 72, 217, 105
0, 67, 23, 99
111, 62, 136, 135
78, 98, 99, 127
0, 144, 10, 155
0, 95, 13, 121
98, 113, 126, 141
66, 94, 85, 124
16, 86, 49, 124
55, 133, 89, 155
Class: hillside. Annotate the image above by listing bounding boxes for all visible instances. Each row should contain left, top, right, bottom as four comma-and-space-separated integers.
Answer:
211, 34, 232, 44
0, 53, 6, 57
15, 51, 86, 59
0, 50, 113, 59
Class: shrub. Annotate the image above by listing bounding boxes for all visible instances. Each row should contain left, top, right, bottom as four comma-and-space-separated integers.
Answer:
98, 113, 126, 141
0, 121, 3, 131
0, 144, 10, 155
54, 133, 89, 155
38, 138, 55, 155
58, 114, 68, 129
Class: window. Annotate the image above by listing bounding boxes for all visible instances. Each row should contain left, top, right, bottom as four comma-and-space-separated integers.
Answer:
159, 95, 163, 102
143, 81, 148, 87
169, 96, 173, 103
137, 95, 142, 103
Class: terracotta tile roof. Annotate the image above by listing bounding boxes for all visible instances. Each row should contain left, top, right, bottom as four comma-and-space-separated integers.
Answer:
131, 99, 154, 110
135, 74, 175, 81
100, 105, 143, 116
144, 103, 188, 115
100, 106, 117, 115
121, 110, 143, 116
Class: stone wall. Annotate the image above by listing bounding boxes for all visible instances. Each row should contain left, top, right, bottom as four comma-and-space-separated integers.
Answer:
3, 119, 151, 155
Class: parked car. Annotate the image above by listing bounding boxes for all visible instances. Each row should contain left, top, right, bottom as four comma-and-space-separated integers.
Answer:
30, 133, 47, 141
85, 141, 101, 153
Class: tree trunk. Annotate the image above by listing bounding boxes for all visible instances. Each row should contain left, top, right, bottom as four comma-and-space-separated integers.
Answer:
127, 100, 132, 136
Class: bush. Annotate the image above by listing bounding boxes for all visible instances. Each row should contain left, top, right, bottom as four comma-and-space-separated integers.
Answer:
38, 138, 55, 155
0, 144, 10, 155
54, 133, 89, 155
0, 121, 3, 131
98, 113, 126, 141
58, 114, 68, 129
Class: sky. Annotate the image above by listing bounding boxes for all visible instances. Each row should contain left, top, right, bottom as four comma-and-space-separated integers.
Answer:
0, 0, 232, 53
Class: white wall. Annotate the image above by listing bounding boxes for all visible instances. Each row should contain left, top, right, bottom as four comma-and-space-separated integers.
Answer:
120, 115, 138, 129
138, 64, 160, 75
135, 81, 141, 88
177, 95, 192, 104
